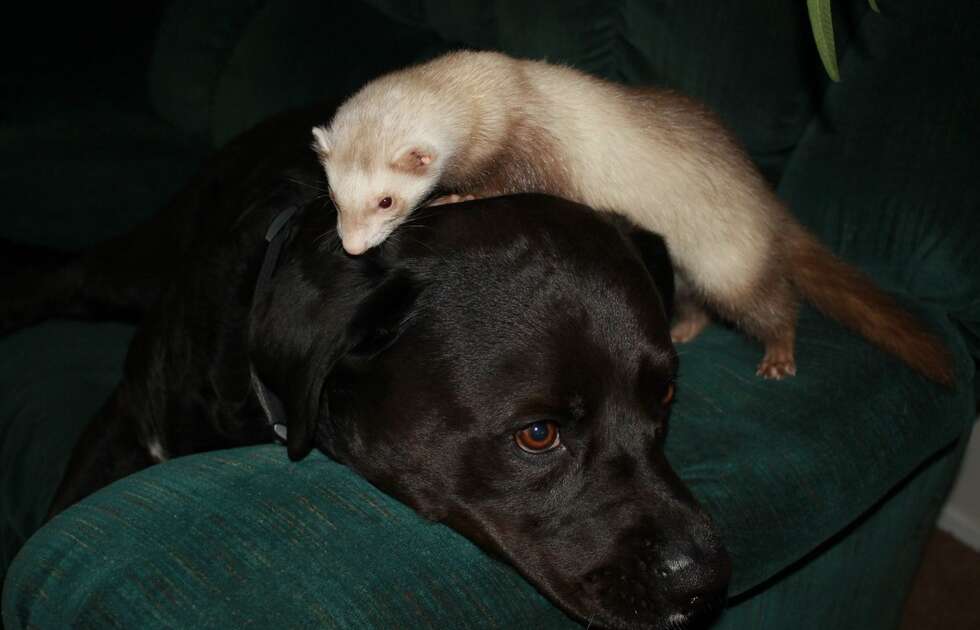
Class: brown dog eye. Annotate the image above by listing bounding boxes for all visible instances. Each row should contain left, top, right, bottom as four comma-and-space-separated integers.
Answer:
379, 196, 393, 209
515, 421, 560, 453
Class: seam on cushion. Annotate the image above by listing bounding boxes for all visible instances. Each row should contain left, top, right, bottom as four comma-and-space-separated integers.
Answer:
611, 0, 632, 83
206, 0, 274, 148
603, 0, 629, 82
777, 3, 873, 193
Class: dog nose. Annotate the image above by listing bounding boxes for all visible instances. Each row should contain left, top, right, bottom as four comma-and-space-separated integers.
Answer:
653, 546, 729, 622
582, 538, 730, 628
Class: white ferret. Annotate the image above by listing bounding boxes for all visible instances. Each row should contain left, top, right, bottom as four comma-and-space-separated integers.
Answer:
311, 50, 951, 383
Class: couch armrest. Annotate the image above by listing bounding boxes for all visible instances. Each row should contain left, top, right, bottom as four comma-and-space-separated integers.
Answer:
149, 0, 449, 148
3, 446, 573, 629
4, 304, 974, 628
776, 0, 980, 376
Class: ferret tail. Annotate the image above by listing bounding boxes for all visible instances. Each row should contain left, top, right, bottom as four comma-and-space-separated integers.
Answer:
784, 222, 955, 387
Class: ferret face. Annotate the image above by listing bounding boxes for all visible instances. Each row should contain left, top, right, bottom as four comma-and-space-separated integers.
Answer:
312, 126, 439, 255
325, 167, 429, 256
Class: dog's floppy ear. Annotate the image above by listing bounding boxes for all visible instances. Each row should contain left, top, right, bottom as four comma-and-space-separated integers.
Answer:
619, 223, 675, 320
285, 337, 345, 462
284, 270, 421, 461
347, 271, 420, 358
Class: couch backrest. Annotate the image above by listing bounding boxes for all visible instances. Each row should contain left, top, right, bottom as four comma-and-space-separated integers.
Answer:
148, 0, 979, 376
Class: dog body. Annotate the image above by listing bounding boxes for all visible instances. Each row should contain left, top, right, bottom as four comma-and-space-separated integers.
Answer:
7, 106, 729, 629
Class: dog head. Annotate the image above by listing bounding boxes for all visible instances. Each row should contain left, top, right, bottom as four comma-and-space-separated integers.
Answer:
251, 194, 730, 629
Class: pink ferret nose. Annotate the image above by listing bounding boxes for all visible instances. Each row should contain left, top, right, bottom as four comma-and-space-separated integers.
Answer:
342, 237, 369, 256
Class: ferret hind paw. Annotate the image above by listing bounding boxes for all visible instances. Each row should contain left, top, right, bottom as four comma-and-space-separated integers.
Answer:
670, 309, 711, 344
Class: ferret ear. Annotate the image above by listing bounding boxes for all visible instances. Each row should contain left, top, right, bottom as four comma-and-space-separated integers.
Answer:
391, 144, 437, 175
311, 126, 332, 158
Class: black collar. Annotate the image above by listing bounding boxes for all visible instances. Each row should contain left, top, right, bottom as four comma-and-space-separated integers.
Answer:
249, 205, 299, 444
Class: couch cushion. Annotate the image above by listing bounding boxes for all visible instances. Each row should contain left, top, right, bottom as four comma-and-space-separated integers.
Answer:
149, 0, 449, 148
0, 111, 206, 250
0, 322, 135, 582
670, 304, 973, 591
3, 301, 973, 627
777, 0, 980, 375
362, 0, 820, 185
362, 0, 980, 380
3, 448, 575, 629
1, 4, 166, 125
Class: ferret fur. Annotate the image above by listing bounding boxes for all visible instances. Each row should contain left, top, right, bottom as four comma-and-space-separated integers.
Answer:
311, 50, 952, 383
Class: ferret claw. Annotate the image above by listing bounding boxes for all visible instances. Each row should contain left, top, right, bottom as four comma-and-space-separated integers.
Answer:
756, 354, 797, 379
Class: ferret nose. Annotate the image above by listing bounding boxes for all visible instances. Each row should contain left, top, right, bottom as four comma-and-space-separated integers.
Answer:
342, 239, 368, 256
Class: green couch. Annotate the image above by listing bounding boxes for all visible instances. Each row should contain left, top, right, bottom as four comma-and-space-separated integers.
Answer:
2, 1, 978, 627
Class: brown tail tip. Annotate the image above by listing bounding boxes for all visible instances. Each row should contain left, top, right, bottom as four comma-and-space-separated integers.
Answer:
787, 223, 956, 389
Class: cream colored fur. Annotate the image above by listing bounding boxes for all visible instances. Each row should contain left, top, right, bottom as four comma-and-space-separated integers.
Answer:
314, 50, 774, 301
310, 51, 954, 384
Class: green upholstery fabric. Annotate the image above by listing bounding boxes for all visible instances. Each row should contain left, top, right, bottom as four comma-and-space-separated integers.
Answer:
150, 0, 451, 148
777, 0, 980, 370
362, 0, 820, 185
147, 0, 271, 141
6, 429, 965, 629
0, 323, 134, 578
3, 0, 980, 627
669, 306, 972, 593
1, 5, 165, 125
0, 3, 206, 251
0, 112, 206, 250
716, 435, 967, 629
2, 305, 974, 627
4, 448, 573, 629
360, 0, 980, 316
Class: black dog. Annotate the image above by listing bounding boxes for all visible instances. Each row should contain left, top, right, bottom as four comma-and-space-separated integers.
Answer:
4, 105, 730, 629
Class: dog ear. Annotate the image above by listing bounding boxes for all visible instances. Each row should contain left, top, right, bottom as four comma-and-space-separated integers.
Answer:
283, 271, 421, 461
347, 271, 420, 358
620, 222, 675, 320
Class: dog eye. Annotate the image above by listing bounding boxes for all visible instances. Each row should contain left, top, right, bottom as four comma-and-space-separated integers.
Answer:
379, 196, 393, 209
662, 383, 674, 405
515, 421, 560, 453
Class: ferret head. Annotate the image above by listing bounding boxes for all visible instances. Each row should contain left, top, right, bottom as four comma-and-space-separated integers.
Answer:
311, 125, 442, 256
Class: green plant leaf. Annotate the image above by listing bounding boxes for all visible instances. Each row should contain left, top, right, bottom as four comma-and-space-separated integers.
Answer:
807, 0, 840, 81
869, 0, 881, 13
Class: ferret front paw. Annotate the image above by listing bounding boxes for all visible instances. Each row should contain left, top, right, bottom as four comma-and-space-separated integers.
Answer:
427, 193, 478, 206
756, 346, 797, 379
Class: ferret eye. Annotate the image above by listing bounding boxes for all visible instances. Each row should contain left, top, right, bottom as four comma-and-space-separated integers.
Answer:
515, 421, 560, 453
379, 196, 393, 209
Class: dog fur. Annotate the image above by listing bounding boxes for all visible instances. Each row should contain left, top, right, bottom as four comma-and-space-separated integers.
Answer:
3, 105, 729, 629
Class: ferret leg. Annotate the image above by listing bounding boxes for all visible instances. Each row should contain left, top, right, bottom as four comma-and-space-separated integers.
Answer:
703, 270, 800, 379
670, 278, 712, 343
671, 305, 711, 343
740, 279, 799, 380
756, 329, 796, 379
427, 193, 478, 206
